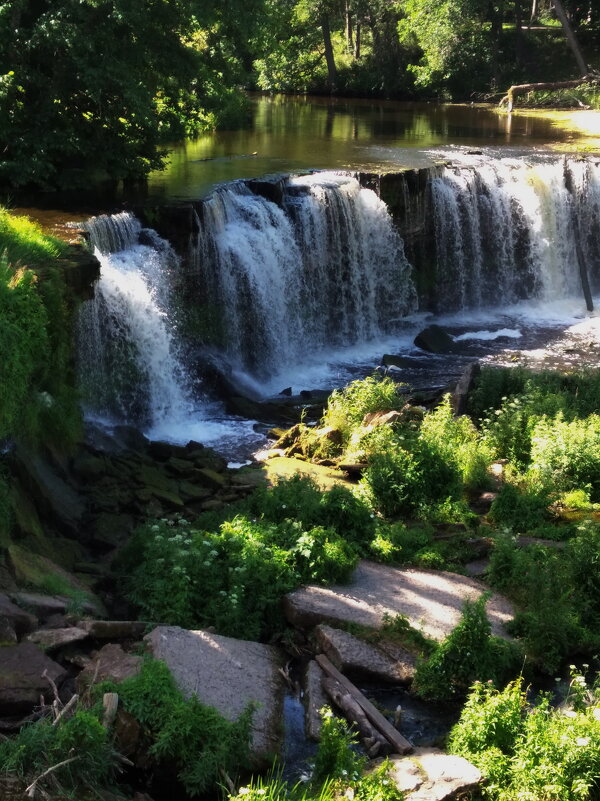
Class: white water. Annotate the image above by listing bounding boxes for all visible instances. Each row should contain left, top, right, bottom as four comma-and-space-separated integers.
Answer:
193, 172, 416, 377
77, 158, 600, 454
429, 153, 600, 310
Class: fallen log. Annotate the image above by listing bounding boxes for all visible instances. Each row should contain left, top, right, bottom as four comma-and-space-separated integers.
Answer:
316, 654, 414, 755
322, 676, 391, 758
499, 77, 597, 112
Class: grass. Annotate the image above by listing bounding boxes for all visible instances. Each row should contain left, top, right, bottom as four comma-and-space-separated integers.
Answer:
0, 207, 68, 268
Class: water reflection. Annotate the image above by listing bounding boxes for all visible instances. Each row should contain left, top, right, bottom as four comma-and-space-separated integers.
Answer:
148, 94, 578, 202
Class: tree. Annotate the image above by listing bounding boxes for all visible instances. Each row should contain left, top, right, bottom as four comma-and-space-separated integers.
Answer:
0, 0, 266, 190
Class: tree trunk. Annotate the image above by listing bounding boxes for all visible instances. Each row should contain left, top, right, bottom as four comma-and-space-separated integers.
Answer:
345, 0, 354, 55
553, 0, 588, 76
500, 76, 593, 111
530, 0, 539, 24
321, 14, 337, 92
354, 20, 361, 59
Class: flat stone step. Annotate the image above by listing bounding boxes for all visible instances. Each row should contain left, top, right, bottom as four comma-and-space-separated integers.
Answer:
284, 560, 513, 642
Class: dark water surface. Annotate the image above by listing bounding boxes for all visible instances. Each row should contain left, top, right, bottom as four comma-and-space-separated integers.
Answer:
13, 93, 587, 226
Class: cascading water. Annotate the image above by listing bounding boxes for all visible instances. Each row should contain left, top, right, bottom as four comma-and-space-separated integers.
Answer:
77, 212, 194, 432
193, 172, 417, 377
76, 156, 600, 453
429, 155, 600, 311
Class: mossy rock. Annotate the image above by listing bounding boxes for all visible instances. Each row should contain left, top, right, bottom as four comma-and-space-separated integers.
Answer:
7, 544, 104, 614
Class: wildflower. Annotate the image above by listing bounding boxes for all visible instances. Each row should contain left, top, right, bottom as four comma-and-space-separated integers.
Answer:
576, 737, 590, 747
238, 789, 250, 796
151, 524, 159, 532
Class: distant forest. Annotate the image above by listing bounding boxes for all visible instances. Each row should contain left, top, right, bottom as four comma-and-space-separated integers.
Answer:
1, 0, 599, 189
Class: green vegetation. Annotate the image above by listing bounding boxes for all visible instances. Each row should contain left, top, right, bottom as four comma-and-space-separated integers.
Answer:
414, 595, 523, 702
102, 659, 253, 795
228, 710, 402, 801
120, 478, 371, 639
0, 209, 81, 448
449, 671, 600, 800
0, 705, 119, 798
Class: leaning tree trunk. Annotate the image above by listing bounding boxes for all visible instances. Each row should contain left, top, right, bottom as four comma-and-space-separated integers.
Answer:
553, 0, 588, 77
321, 14, 337, 92
500, 76, 594, 111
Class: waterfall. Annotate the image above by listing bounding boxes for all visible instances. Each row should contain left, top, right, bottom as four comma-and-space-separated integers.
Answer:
193, 172, 417, 377
77, 212, 193, 431
429, 156, 600, 311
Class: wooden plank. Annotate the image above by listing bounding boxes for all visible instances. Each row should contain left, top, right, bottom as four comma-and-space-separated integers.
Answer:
316, 654, 414, 755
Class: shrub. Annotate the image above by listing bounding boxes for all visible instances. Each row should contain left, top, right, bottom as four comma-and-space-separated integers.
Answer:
530, 413, 600, 500
102, 658, 252, 796
360, 437, 462, 518
122, 508, 359, 639
488, 482, 553, 531
420, 394, 493, 491
449, 673, 600, 801
414, 595, 522, 702
0, 707, 117, 797
322, 374, 405, 446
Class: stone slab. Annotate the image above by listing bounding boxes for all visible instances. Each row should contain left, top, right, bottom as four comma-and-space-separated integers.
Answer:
284, 560, 513, 642
0, 593, 38, 634
76, 643, 143, 691
27, 627, 89, 651
147, 626, 285, 761
0, 642, 67, 714
377, 747, 482, 801
315, 624, 416, 684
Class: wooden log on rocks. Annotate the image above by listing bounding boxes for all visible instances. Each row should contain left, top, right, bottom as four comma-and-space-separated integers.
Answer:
317, 655, 413, 755
322, 677, 390, 757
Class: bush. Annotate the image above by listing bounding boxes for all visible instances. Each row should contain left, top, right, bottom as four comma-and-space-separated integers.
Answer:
102, 658, 252, 796
487, 535, 597, 673
420, 395, 493, 492
530, 413, 600, 500
0, 707, 117, 797
449, 673, 600, 801
360, 437, 462, 518
322, 374, 405, 446
414, 595, 522, 702
122, 506, 359, 639
488, 482, 553, 531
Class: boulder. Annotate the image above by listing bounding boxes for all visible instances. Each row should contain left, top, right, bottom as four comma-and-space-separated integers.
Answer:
0, 642, 67, 714
452, 362, 480, 416
27, 627, 89, 651
11, 592, 71, 619
361, 410, 403, 429
0, 594, 38, 635
77, 643, 142, 691
146, 626, 285, 761
283, 560, 514, 642
13, 447, 85, 536
304, 660, 328, 741
414, 325, 456, 354
79, 620, 147, 640
373, 748, 481, 801
0, 618, 17, 645
315, 624, 416, 684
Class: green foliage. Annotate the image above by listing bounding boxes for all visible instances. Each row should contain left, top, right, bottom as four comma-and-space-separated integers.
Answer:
0, 208, 82, 449
0, 707, 117, 796
419, 395, 493, 492
414, 595, 522, 702
449, 673, 600, 801
312, 708, 364, 785
322, 374, 405, 447
360, 437, 462, 518
488, 482, 553, 532
103, 658, 252, 796
487, 534, 599, 672
121, 481, 363, 639
0, 0, 263, 189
